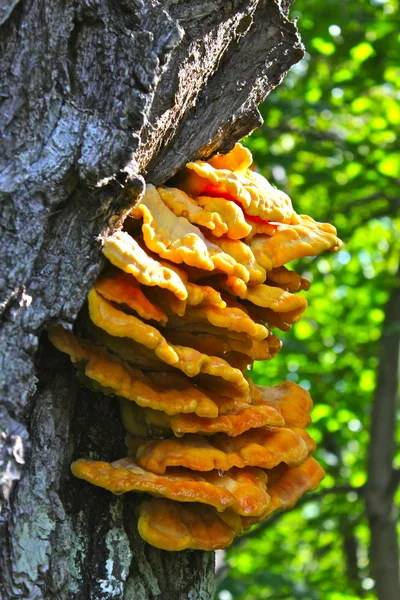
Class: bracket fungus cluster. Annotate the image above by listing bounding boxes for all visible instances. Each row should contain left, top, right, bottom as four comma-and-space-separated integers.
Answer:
49, 143, 342, 551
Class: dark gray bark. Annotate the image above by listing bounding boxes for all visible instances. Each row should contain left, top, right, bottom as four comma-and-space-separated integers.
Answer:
0, 1, 303, 598
366, 267, 400, 600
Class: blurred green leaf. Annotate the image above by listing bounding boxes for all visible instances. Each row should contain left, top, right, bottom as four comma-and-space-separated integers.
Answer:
312, 37, 336, 55
350, 42, 376, 63
378, 153, 400, 177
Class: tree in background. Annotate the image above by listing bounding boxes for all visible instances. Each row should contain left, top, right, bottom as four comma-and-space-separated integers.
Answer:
217, 0, 400, 599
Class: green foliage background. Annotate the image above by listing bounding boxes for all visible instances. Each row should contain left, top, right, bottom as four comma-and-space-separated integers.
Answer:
216, 0, 400, 598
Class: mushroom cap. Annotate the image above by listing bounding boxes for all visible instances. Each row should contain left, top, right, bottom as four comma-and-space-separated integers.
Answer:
48, 327, 219, 417
158, 186, 252, 240
244, 283, 307, 314
137, 455, 325, 551
255, 381, 313, 429
164, 302, 269, 342
71, 457, 270, 516
88, 288, 179, 365
103, 231, 188, 300
163, 329, 275, 362
266, 266, 311, 293
95, 270, 168, 325
143, 278, 226, 322
239, 456, 325, 529
250, 215, 343, 271
178, 149, 294, 223
121, 400, 285, 438
138, 498, 236, 551
133, 184, 250, 281
207, 235, 266, 285
197, 195, 252, 239
119, 379, 312, 438
207, 143, 253, 172
87, 289, 249, 396
128, 427, 315, 474
245, 303, 306, 332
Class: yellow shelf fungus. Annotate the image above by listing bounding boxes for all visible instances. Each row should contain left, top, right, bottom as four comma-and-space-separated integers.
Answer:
136, 455, 324, 551
179, 157, 294, 223
72, 457, 270, 516
95, 271, 168, 325
88, 288, 249, 393
128, 427, 315, 475
163, 329, 276, 362
250, 215, 343, 271
49, 142, 342, 551
207, 236, 267, 285
120, 399, 286, 438
48, 327, 219, 417
133, 184, 250, 280
158, 186, 252, 240
103, 231, 188, 300
266, 265, 311, 293
138, 499, 236, 551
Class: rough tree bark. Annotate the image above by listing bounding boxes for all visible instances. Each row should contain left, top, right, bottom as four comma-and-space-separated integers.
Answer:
0, 1, 303, 598
366, 266, 400, 600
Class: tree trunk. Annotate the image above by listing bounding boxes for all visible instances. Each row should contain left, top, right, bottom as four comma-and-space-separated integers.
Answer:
0, 1, 303, 598
366, 266, 400, 600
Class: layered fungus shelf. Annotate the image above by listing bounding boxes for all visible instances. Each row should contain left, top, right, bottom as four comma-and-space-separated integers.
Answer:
49, 144, 342, 551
